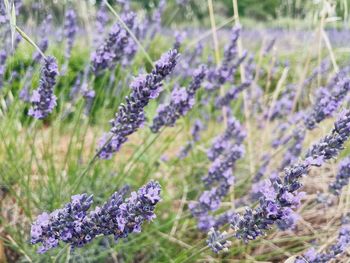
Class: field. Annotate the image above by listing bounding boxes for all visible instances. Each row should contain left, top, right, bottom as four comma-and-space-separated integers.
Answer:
1, 0, 350, 262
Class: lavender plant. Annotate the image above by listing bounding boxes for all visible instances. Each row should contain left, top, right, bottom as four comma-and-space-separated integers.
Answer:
97, 49, 178, 159
295, 224, 350, 262
190, 117, 246, 231
150, 64, 206, 133
304, 78, 350, 129
30, 181, 161, 253
0, 49, 6, 89
63, 9, 78, 60
329, 157, 350, 195
208, 110, 350, 252
28, 56, 59, 119
91, 12, 135, 74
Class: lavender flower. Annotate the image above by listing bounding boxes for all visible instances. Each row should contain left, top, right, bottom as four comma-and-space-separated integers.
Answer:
280, 127, 306, 170
191, 117, 246, 231
97, 49, 178, 159
81, 83, 95, 115
207, 117, 246, 161
91, 13, 135, 74
150, 65, 206, 133
64, 9, 78, 60
94, 3, 109, 45
265, 84, 295, 121
329, 157, 350, 195
263, 38, 276, 55
209, 110, 350, 253
173, 31, 186, 51
304, 78, 350, 129
19, 67, 34, 102
253, 154, 271, 182
176, 42, 204, 78
191, 119, 204, 142
215, 81, 251, 108
295, 225, 350, 262
205, 27, 245, 91
32, 15, 52, 63
148, 0, 165, 40
31, 193, 94, 253
178, 141, 193, 159
177, 119, 204, 159
31, 181, 161, 253
207, 228, 232, 253
28, 56, 59, 119
0, 49, 6, 89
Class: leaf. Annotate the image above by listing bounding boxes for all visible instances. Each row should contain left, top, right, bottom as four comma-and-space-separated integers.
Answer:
3, 0, 16, 48
10, 2, 17, 48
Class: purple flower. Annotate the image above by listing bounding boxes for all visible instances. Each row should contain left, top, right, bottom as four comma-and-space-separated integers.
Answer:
28, 56, 59, 119
252, 154, 271, 182
280, 127, 306, 170
173, 31, 186, 51
191, 116, 246, 231
329, 157, 350, 195
31, 193, 94, 253
98, 49, 178, 159
207, 228, 232, 253
215, 81, 250, 108
191, 119, 204, 142
150, 64, 206, 133
94, 3, 109, 45
295, 224, 350, 262
205, 26, 246, 92
64, 9, 78, 60
31, 181, 161, 253
210, 110, 350, 253
264, 84, 295, 121
32, 15, 52, 63
207, 117, 246, 161
91, 12, 136, 74
304, 77, 350, 130
0, 49, 7, 89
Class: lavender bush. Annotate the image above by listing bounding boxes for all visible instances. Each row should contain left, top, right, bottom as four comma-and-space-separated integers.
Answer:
1, 1, 350, 262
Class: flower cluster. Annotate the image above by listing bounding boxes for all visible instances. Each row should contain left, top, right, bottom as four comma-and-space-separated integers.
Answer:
150, 64, 207, 133
295, 224, 350, 262
208, 110, 350, 253
178, 119, 205, 159
207, 228, 232, 253
207, 118, 246, 161
215, 81, 251, 108
304, 77, 350, 129
190, 117, 246, 231
173, 31, 186, 51
0, 1, 7, 24
98, 49, 178, 159
253, 154, 271, 182
32, 15, 52, 63
265, 84, 296, 121
329, 157, 350, 195
205, 26, 246, 91
94, 3, 109, 45
0, 49, 6, 89
91, 12, 135, 74
279, 127, 306, 170
64, 9, 78, 59
28, 56, 59, 119
30, 181, 161, 253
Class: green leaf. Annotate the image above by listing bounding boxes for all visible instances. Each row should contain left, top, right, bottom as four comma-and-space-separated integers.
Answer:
10, 3, 17, 48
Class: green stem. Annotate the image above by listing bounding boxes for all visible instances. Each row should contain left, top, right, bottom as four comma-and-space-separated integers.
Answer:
16, 26, 47, 59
